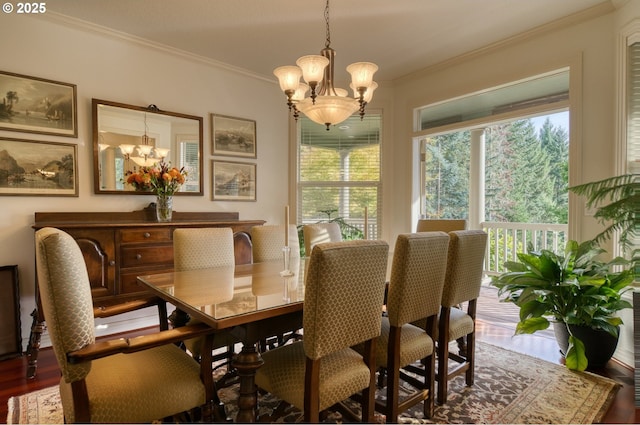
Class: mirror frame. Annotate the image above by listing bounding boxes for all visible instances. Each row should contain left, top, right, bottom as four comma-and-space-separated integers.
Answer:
92, 98, 204, 195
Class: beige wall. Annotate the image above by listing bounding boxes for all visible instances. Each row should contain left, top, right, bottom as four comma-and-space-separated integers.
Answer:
0, 3, 636, 364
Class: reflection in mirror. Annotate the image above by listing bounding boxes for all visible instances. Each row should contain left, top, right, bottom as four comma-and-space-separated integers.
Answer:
93, 99, 203, 195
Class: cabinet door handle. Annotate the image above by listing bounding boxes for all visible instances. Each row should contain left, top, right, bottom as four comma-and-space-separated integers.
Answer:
144, 232, 151, 238
109, 260, 116, 266
136, 254, 142, 260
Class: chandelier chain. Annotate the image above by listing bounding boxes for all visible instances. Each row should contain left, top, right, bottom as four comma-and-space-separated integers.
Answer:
324, 0, 331, 48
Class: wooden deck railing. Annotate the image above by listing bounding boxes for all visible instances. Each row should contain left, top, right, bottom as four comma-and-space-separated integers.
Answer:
481, 221, 568, 276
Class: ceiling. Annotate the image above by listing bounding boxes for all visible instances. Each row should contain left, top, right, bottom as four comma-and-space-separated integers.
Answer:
46, 0, 614, 83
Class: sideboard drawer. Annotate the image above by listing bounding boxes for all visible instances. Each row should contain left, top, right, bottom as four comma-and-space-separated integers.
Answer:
119, 228, 172, 244
120, 245, 174, 268
120, 267, 172, 295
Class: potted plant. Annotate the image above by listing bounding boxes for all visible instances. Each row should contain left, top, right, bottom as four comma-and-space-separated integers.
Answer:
492, 239, 634, 371
568, 173, 639, 255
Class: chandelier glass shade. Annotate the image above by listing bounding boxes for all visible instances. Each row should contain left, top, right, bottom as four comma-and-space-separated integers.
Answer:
274, 0, 378, 130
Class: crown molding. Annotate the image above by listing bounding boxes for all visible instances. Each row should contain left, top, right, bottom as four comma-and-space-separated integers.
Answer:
36, 12, 276, 85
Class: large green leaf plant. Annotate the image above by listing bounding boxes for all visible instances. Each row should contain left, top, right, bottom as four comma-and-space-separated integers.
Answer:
492, 240, 635, 371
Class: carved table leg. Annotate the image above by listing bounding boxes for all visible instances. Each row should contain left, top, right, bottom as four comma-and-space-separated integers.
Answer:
26, 308, 45, 379
231, 343, 264, 423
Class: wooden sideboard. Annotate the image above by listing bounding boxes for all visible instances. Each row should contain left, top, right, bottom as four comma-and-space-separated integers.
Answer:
27, 206, 264, 378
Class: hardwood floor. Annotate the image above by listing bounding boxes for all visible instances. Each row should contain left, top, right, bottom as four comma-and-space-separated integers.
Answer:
0, 300, 636, 423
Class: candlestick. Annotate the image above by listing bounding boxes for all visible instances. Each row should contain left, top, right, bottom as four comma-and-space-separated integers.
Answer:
284, 205, 289, 247
364, 206, 368, 240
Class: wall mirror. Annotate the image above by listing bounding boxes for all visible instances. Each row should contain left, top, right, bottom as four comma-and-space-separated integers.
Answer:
92, 98, 203, 195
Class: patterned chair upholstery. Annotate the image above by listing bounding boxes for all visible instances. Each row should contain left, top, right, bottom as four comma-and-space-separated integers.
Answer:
255, 240, 389, 423
251, 224, 300, 262
437, 230, 488, 404
35, 227, 216, 423
416, 219, 467, 233
302, 222, 342, 256
173, 227, 238, 360
373, 232, 449, 422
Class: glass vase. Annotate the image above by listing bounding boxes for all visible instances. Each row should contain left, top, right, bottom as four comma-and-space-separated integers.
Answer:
156, 195, 173, 222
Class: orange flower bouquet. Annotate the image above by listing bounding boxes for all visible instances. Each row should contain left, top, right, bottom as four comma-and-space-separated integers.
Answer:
125, 160, 187, 221
125, 160, 187, 196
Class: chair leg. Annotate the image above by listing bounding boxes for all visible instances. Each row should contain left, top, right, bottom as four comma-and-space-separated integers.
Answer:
386, 327, 401, 423
304, 357, 321, 423
362, 339, 377, 423
437, 307, 451, 405
465, 331, 475, 386
423, 352, 436, 418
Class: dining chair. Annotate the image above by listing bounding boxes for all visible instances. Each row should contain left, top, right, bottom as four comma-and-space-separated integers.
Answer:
416, 219, 467, 233
251, 224, 300, 262
172, 227, 240, 362
302, 222, 342, 256
233, 230, 254, 265
373, 232, 449, 422
251, 224, 303, 349
35, 227, 218, 423
255, 240, 389, 423
436, 229, 488, 404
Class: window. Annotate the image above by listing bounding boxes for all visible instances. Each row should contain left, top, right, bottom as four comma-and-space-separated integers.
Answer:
297, 113, 382, 241
419, 112, 569, 224
177, 135, 199, 192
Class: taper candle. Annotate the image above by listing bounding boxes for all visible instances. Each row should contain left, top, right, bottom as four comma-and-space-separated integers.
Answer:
284, 205, 289, 247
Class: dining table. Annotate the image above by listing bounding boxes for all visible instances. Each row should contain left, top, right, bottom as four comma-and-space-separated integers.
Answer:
137, 257, 306, 423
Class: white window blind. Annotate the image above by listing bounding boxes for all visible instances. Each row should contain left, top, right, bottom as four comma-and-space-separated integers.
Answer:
297, 114, 381, 241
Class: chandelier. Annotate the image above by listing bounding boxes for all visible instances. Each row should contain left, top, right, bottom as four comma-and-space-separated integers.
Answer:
119, 105, 169, 167
273, 0, 378, 130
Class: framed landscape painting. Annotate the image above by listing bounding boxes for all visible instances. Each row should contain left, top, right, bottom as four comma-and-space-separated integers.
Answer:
0, 137, 78, 196
212, 160, 256, 201
0, 71, 77, 137
211, 114, 256, 158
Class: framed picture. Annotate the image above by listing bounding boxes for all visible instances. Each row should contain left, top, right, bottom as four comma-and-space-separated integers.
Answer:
0, 71, 77, 137
0, 137, 78, 196
212, 160, 256, 201
211, 113, 256, 158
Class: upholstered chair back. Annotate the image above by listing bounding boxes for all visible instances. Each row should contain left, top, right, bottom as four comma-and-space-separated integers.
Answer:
387, 232, 449, 327
303, 240, 388, 360
416, 219, 467, 233
302, 222, 342, 255
251, 224, 300, 262
35, 227, 95, 384
173, 227, 234, 271
441, 230, 488, 307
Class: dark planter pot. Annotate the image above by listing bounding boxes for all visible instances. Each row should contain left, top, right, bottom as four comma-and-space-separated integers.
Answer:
553, 322, 619, 368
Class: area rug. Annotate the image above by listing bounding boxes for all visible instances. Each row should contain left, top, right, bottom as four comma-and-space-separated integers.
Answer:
7, 342, 620, 424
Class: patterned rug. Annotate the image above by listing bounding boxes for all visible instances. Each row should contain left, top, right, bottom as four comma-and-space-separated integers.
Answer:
7, 342, 619, 424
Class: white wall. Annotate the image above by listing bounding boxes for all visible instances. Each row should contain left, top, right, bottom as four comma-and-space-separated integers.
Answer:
0, 13, 290, 349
